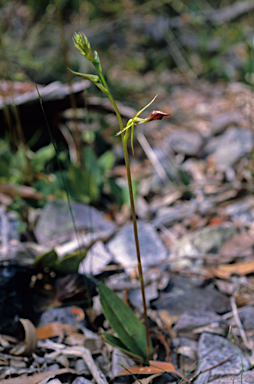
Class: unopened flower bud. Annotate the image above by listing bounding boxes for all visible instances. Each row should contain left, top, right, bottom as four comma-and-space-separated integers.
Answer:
73, 32, 94, 62
93, 51, 102, 72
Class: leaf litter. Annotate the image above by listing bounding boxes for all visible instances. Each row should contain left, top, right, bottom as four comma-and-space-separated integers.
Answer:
2, 61, 254, 384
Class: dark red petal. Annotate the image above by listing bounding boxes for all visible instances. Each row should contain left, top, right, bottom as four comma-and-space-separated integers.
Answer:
147, 110, 171, 122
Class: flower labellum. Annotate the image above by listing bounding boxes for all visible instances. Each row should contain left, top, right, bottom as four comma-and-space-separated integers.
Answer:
116, 95, 171, 155
142, 110, 171, 123
117, 95, 171, 136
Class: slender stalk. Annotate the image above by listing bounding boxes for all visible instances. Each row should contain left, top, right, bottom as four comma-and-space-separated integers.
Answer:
55, 0, 81, 165
72, 32, 151, 362
98, 71, 150, 362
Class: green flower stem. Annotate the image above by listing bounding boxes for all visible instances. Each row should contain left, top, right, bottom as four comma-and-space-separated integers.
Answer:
98, 70, 150, 362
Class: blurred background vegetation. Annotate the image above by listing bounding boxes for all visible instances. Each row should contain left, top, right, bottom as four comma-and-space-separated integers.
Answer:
0, 0, 254, 214
1, 0, 254, 89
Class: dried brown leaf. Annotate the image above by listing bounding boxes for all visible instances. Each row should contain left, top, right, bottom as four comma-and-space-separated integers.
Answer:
117, 360, 184, 379
220, 233, 254, 257
10, 319, 37, 356
213, 260, 254, 279
36, 322, 76, 340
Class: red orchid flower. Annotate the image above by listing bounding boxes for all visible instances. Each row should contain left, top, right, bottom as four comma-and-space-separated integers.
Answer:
117, 95, 171, 154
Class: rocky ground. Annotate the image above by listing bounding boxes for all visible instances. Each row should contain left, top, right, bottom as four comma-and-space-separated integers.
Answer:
1, 78, 254, 383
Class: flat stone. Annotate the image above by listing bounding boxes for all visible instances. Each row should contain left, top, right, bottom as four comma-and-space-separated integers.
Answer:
167, 130, 203, 156
209, 371, 254, 384
174, 310, 224, 333
0, 208, 20, 243
79, 241, 113, 276
111, 348, 135, 380
224, 196, 254, 224
152, 277, 230, 315
107, 221, 168, 274
171, 225, 236, 257
238, 306, 254, 330
35, 200, 115, 246
128, 282, 158, 309
195, 333, 250, 383
0, 240, 38, 263
153, 200, 198, 228
205, 127, 253, 168
210, 112, 243, 135
37, 307, 87, 328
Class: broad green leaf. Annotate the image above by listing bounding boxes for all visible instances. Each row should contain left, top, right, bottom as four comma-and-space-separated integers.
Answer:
98, 282, 152, 363
33, 249, 58, 269
0, 159, 10, 179
30, 144, 55, 173
83, 147, 103, 186
97, 150, 115, 172
10, 146, 29, 183
102, 333, 146, 363
107, 178, 124, 207
67, 164, 100, 203
54, 250, 87, 274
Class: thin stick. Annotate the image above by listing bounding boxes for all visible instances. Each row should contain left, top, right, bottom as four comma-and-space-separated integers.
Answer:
230, 297, 252, 351
62, 346, 108, 384
137, 132, 168, 185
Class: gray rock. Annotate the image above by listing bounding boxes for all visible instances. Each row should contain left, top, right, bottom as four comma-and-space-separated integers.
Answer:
171, 225, 236, 257
153, 200, 198, 228
0, 208, 20, 243
224, 196, 254, 224
174, 336, 198, 353
128, 282, 158, 309
79, 241, 113, 276
205, 126, 253, 168
208, 371, 254, 384
0, 240, 38, 262
107, 221, 167, 274
111, 348, 135, 378
238, 306, 254, 330
210, 112, 243, 135
152, 277, 230, 315
174, 310, 224, 333
167, 130, 203, 156
37, 307, 87, 328
195, 333, 250, 383
35, 200, 115, 246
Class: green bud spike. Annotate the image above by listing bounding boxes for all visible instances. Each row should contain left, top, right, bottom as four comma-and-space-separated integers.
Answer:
73, 32, 94, 62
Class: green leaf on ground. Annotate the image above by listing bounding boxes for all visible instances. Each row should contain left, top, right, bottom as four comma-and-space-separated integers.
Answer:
33, 249, 58, 269
98, 282, 152, 364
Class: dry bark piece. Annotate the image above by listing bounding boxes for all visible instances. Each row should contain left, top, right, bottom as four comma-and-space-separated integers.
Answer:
213, 260, 254, 279
0, 368, 74, 384
36, 322, 77, 340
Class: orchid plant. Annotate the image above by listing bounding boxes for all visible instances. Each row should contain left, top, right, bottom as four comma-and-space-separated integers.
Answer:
71, 32, 170, 364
